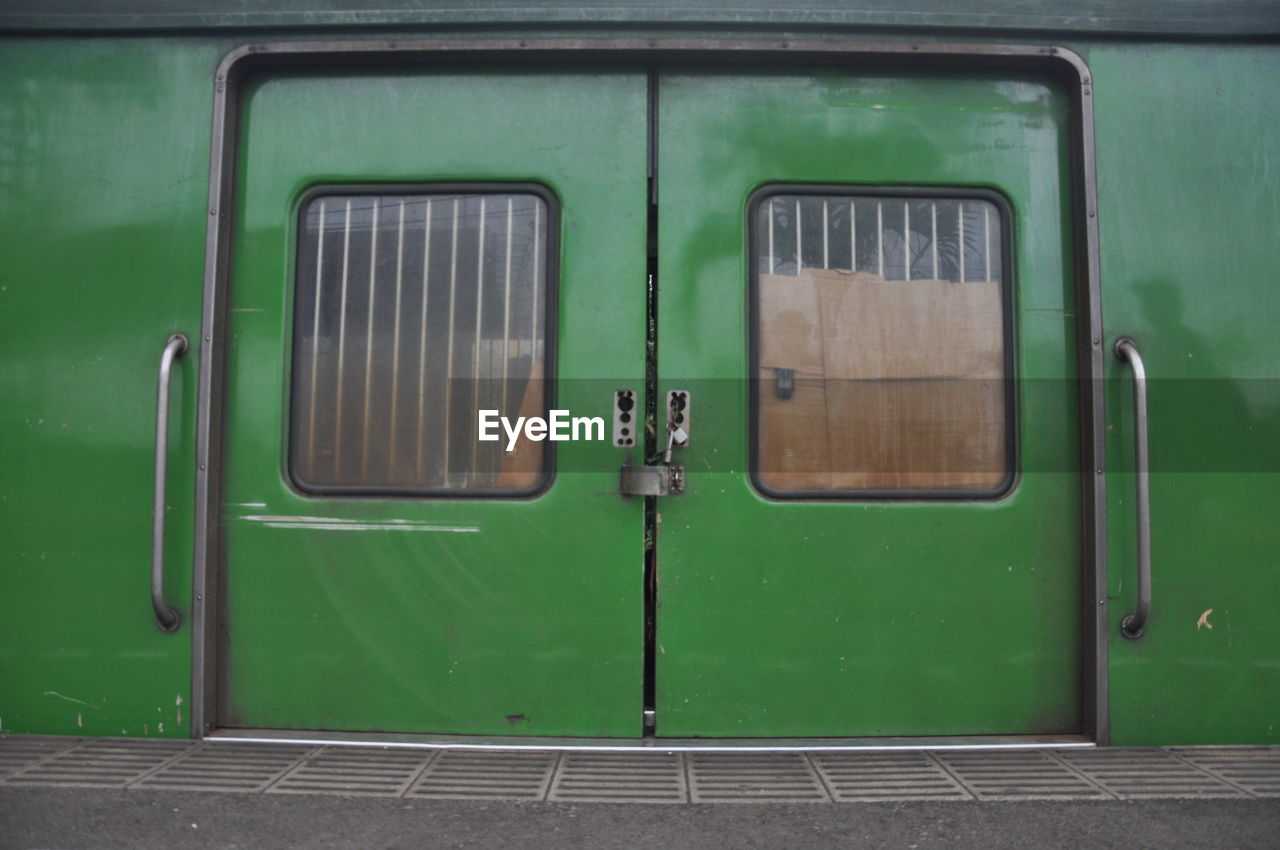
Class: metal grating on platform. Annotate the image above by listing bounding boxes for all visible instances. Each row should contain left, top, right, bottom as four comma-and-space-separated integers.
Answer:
269, 746, 436, 797
687, 752, 829, 803
0, 736, 84, 779
4, 739, 190, 788
1171, 747, 1280, 798
548, 752, 688, 803
811, 752, 972, 802
406, 749, 558, 800
3, 737, 1280, 803
934, 750, 1112, 800
129, 743, 314, 793
1058, 748, 1245, 799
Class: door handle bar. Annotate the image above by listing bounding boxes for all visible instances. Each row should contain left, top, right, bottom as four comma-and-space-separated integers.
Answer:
152, 333, 188, 633
1114, 337, 1150, 639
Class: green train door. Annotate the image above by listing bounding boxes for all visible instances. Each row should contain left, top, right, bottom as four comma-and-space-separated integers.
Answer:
219, 69, 649, 736
655, 69, 1082, 737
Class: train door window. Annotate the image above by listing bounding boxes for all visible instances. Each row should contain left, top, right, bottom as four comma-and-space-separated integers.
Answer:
751, 188, 1014, 497
288, 188, 554, 496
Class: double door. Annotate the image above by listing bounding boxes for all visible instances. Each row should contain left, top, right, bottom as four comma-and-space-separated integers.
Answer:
219, 63, 1080, 738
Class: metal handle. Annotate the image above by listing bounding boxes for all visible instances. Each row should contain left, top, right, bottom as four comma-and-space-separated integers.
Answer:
152, 333, 188, 633
1114, 337, 1150, 639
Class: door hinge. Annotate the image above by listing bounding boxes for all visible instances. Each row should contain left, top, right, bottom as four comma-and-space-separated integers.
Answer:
620, 463, 685, 496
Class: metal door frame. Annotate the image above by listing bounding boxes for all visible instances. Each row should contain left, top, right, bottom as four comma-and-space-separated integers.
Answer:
192, 37, 1108, 744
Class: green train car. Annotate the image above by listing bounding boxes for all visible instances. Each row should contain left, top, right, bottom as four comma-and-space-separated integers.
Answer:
2, 1, 1277, 748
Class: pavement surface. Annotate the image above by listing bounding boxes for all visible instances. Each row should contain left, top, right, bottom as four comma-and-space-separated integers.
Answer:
3, 787, 1279, 849
4, 737, 1280, 848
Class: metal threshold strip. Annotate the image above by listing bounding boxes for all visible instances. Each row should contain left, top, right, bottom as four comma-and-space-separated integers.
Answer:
207, 728, 1094, 752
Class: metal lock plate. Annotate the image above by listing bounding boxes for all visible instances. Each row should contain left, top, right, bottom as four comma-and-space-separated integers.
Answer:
666, 390, 690, 442
619, 464, 686, 496
613, 388, 637, 447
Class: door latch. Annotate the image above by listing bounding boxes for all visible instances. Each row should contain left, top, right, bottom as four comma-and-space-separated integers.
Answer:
620, 463, 685, 496
618, 390, 691, 496
663, 389, 690, 461
666, 390, 690, 442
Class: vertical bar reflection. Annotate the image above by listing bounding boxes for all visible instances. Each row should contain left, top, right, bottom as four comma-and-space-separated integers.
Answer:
849, 199, 856, 272
984, 204, 991, 282
388, 200, 405, 473
307, 201, 326, 478
443, 198, 460, 483
333, 199, 352, 475
930, 202, 938, 280
904, 200, 911, 281
360, 198, 380, 479
470, 197, 487, 485
532, 201, 541, 362
767, 198, 774, 274
822, 198, 829, 269
415, 199, 433, 483
794, 198, 802, 275
502, 197, 513, 415
876, 200, 884, 279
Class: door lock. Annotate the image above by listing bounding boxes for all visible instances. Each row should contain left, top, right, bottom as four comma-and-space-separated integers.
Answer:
620, 463, 685, 496
663, 424, 689, 463
666, 390, 690, 439
663, 389, 690, 461
619, 390, 692, 496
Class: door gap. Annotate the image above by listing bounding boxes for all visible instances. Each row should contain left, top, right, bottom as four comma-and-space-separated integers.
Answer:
642, 69, 659, 736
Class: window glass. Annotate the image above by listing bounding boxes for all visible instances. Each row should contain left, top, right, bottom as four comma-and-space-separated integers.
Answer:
290, 190, 550, 495
754, 191, 1012, 496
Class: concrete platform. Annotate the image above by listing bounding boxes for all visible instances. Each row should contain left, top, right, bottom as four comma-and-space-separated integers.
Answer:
2, 738, 1278, 848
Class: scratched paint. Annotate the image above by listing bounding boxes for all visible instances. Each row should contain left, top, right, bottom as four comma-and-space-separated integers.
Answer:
237, 515, 480, 533
43, 691, 97, 709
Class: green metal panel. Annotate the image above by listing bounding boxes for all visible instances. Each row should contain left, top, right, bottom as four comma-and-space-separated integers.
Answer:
1089, 44, 1280, 745
4, 0, 1279, 37
654, 68, 1081, 737
220, 68, 649, 736
2, 28, 1277, 748
0, 39, 219, 737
